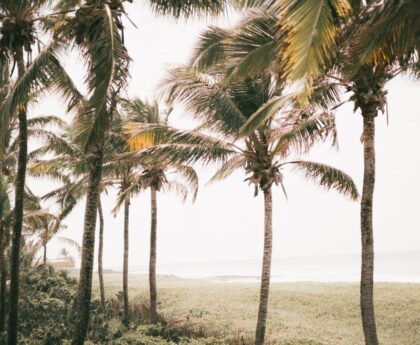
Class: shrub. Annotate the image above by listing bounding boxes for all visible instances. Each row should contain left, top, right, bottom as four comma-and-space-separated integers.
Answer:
18, 265, 117, 344
19, 265, 76, 344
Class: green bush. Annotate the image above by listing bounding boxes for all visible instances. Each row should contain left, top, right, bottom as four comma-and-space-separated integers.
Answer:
19, 265, 76, 344
18, 265, 116, 344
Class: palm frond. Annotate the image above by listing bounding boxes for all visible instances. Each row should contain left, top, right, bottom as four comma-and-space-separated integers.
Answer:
283, 160, 359, 200
282, 0, 352, 90
162, 181, 189, 202
171, 164, 199, 201
75, 4, 130, 150
349, 0, 418, 69
0, 42, 81, 147
271, 112, 337, 157
191, 26, 229, 72
132, 143, 235, 167
224, 9, 282, 81
207, 154, 245, 184
27, 115, 67, 128
147, 0, 230, 18
239, 93, 293, 135
161, 67, 247, 134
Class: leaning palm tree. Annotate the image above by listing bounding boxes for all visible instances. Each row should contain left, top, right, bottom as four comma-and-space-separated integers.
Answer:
121, 98, 199, 323
29, 118, 122, 308
52, 2, 131, 341
127, 71, 358, 343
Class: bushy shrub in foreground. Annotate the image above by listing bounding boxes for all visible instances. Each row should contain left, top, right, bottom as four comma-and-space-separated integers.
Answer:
19, 265, 76, 343
18, 265, 114, 344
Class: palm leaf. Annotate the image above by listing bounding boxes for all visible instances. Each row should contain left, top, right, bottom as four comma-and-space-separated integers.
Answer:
147, 0, 230, 18
271, 112, 337, 157
283, 160, 359, 200
207, 154, 245, 184
191, 26, 229, 72
239, 93, 293, 135
282, 0, 352, 90
0, 42, 81, 148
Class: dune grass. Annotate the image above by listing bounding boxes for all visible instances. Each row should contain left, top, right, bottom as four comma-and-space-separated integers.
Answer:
91, 273, 420, 345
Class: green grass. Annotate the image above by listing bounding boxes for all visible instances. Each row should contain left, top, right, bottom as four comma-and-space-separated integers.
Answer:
91, 273, 420, 345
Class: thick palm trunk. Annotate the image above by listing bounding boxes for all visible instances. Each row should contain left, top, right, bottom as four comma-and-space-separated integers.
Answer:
255, 187, 273, 345
0, 220, 7, 332
97, 197, 105, 307
149, 187, 158, 323
7, 46, 27, 345
360, 114, 379, 345
122, 197, 130, 325
72, 147, 104, 345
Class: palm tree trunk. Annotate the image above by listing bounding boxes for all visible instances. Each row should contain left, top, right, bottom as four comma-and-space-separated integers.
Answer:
7, 46, 27, 345
97, 197, 105, 308
0, 219, 7, 333
72, 146, 104, 345
255, 187, 273, 345
43, 242, 47, 265
360, 114, 379, 345
0, 258, 6, 335
149, 186, 158, 323
122, 197, 130, 325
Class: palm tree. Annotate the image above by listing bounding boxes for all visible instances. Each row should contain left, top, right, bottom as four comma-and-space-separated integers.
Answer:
189, 4, 399, 343
52, 2, 131, 341
0, 2, 81, 341
127, 70, 358, 342
0, 111, 74, 340
30, 120, 122, 308
120, 98, 199, 323
0, 51, 10, 335
279, 3, 399, 343
0, 175, 11, 334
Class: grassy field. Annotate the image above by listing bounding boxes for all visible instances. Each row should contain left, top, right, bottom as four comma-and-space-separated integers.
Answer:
91, 273, 420, 345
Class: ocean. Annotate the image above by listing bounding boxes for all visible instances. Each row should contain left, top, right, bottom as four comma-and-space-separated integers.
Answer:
124, 251, 420, 283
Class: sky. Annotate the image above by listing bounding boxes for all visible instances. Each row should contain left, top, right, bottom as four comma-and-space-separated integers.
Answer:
28, 2, 420, 270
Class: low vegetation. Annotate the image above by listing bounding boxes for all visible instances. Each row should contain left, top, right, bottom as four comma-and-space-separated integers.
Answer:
5, 267, 418, 345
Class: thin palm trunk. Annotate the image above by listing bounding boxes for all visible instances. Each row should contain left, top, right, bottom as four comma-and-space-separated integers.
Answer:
122, 197, 130, 325
7, 46, 27, 345
360, 114, 378, 345
97, 197, 105, 307
0, 219, 7, 332
43, 241, 47, 265
255, 187, 273, 345
72, 146, 104, 345
149, 186, 158, 323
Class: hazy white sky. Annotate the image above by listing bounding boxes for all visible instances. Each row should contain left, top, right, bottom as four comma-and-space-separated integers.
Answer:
29, 2, 420, 269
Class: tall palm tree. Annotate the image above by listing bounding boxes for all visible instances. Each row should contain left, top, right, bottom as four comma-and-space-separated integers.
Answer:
190, 4, 400, 343
127, 71, 358, 342
0, 2, 81, 342
52, 2, 131, 342
121, 98, 199, 323
279, 3, 400, 343
0, 175, 11, 334
30, 119, 122, 308
0, 51, 10, 335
